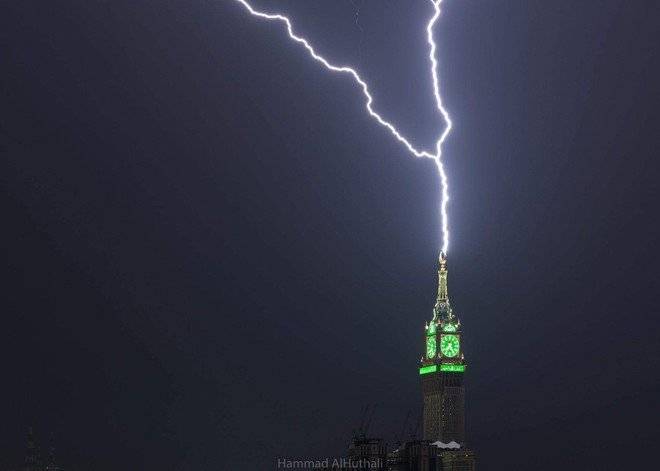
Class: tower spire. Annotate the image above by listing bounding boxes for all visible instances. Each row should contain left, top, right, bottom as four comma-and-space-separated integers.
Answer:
437, 252, 448, 302
433, 252, 453, 320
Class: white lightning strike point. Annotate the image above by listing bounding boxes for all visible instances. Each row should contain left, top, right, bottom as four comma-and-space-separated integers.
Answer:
233, 0, 452, 254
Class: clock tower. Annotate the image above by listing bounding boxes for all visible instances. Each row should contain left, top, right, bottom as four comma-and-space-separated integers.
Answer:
420, 252, 466, 444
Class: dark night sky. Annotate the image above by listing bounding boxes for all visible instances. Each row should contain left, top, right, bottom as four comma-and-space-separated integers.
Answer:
2, 1, 659, 469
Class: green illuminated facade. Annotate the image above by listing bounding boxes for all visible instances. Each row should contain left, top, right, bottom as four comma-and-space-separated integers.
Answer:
420, 252, 467, 444
440, 364, 465, 373
426, 335, 437, 358
419, 365, 437, 375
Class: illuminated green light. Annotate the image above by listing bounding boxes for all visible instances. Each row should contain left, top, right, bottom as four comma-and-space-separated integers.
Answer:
426, 335, 436, 358
440, 364, 465, 373
419, 365, 438, 375
442, 323, 457, 333
428, 322, 436, 335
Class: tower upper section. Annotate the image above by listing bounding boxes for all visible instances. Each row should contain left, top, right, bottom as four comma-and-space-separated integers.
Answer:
423, 253, 463, 370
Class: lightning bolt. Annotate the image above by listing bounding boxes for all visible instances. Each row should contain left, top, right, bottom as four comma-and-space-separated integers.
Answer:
233, 0, 452, 254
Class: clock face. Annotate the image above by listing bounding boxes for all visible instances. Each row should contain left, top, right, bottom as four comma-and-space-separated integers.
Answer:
426, 335, 437, 358
440, 334, 460, 357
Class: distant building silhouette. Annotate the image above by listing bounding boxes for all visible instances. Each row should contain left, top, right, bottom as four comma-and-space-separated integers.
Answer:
388, 440, 476, 471
22, 428, 62, 471
347, 434, 386, 470
24, 428, 40, 471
